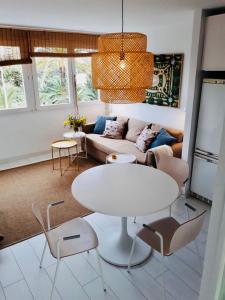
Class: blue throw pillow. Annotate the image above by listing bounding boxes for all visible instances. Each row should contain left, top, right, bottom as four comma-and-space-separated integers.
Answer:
93, 116, 116, 134
150, 128, 177, 148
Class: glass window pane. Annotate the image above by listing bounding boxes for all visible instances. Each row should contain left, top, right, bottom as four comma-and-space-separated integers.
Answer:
35, 57, 70, 106
0, 46, 21, 61
34, 47, 67, 54
74, 57, 98, 102
0, 65, 26, 110
74, 49, 97, 54
0, 69, 5, 109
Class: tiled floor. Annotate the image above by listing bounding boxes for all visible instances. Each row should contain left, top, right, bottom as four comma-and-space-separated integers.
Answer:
0, 196, 210, 300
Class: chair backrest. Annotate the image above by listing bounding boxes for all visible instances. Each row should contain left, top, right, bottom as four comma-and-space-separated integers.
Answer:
157, 156, 189, 190
169, 210, 206, 254
32, 202, 46, 233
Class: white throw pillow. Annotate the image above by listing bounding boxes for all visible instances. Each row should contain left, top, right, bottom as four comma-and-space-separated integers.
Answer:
102, 120, 124, 139
135, 126, 157, 152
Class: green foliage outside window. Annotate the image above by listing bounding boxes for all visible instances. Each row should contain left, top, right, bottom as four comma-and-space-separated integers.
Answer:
35, 57, 70, 106
75, 57, 98, 102
0, 55, 98, 111
0, 65, 26, 110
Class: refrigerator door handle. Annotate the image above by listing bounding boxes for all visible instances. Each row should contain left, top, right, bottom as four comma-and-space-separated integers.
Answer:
195, 148, 218, 159
195, 153, 218, 165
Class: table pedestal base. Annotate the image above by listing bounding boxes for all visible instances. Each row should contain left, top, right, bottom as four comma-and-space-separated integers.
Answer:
98, 217, 152, 267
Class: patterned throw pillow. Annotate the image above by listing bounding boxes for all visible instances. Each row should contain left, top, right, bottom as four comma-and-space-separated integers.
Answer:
102, 120, 124, 139
135, 126, 157, 152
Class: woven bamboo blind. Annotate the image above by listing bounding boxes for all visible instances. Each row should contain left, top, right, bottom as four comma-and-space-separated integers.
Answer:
0, 28, 31, 66
0, 28, 99, 66
29, 31, 99, 57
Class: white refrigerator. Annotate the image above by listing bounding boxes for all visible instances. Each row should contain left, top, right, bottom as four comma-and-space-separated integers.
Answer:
191, 79, 225, 202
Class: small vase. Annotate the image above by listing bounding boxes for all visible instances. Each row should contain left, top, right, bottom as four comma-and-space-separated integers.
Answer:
74, 126, 82, 132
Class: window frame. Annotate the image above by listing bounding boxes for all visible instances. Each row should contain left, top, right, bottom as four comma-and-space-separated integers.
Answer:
0, 54, 100, 115
73, 56, 100, 105
32, 56, 74, 111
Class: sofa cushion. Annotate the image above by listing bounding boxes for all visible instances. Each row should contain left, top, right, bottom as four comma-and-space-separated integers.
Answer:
151, 124, 183, 142
151, 128, 177, 148
116, 115, 129, 125
93, 115, 116, 134
135, 126, 157, 152
86, 134, 146, 164
125, 118, 148, 142
102, 120, 124, 139
171, 142, 182, 158
116, 115, 129, 138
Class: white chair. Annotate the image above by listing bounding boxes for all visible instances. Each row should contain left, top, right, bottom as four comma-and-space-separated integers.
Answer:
32, 200, 106, 299
133, 156, 189, 223
157, 156, 189, 193
157, 156, 189, 216
128, 203, 206, 299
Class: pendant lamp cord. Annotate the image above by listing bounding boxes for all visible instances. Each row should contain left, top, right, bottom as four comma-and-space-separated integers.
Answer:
120, 0, 125, 60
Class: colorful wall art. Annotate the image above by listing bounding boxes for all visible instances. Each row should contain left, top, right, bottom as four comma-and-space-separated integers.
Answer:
146, 54, 184, 108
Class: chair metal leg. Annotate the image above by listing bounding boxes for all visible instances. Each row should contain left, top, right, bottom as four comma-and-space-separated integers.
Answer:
68, 148, 70, 166
39, 240, 47, 268
161, 256, 167, 300
96, 248, 106, 292
194, 240, 203, 273
127, 236, 137, 273
84, 136, 87, 159
169, 205, 172, 217
76, 145, 79, 172
50, 258, 60, 300
51, 147, 54, 170
59, 149, 62, 176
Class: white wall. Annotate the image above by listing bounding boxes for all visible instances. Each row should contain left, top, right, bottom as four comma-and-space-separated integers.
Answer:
111, 12, 194, 130
0, 102, 105, 162
0, 1, 194, 161
182, 9, 205, 166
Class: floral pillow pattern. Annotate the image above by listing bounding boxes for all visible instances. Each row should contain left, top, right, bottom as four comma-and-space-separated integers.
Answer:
135, 126, 157, 152
102, 120, 124, 139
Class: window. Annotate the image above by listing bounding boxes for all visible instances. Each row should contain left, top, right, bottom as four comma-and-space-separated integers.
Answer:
0, 64, 26, 110
74, 57, 98, 102
0, 46, 21, 61
35, 57, 70, 106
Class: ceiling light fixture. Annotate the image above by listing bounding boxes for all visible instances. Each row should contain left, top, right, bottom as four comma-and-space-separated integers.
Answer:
92, 0, 154, 104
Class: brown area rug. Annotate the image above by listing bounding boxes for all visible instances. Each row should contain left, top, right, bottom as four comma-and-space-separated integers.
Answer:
0, 157, 99, 248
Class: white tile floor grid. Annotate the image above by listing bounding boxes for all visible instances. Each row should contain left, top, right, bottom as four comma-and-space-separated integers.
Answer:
0, 197, 210, 300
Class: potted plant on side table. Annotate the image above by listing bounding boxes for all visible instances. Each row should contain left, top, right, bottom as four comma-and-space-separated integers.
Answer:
64, 114, 86, 132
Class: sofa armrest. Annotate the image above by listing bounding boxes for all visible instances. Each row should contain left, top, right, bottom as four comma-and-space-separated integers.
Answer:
171, 142, 183, 158
82, 123, 95, 134
145, 151, 157, 168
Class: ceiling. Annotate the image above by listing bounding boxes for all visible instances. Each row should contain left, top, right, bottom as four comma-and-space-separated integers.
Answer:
0, 0, 224, 32
127, 0, 225, 11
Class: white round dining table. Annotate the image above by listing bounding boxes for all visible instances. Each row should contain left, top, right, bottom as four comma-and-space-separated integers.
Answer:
71, 163, 179, 267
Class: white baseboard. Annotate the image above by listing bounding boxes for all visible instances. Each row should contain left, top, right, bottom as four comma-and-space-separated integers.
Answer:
0, 150, 51, 171
0, 147, 80, 171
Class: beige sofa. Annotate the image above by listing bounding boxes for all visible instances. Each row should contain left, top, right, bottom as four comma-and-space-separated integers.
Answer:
82, 116, 183, 167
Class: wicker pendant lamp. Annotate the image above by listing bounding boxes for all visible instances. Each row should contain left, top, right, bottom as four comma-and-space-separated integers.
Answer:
92, 0, 154, 104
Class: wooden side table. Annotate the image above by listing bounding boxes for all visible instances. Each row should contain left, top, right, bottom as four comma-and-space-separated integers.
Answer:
51, 140, 79, 176
63, 131, 87, 159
